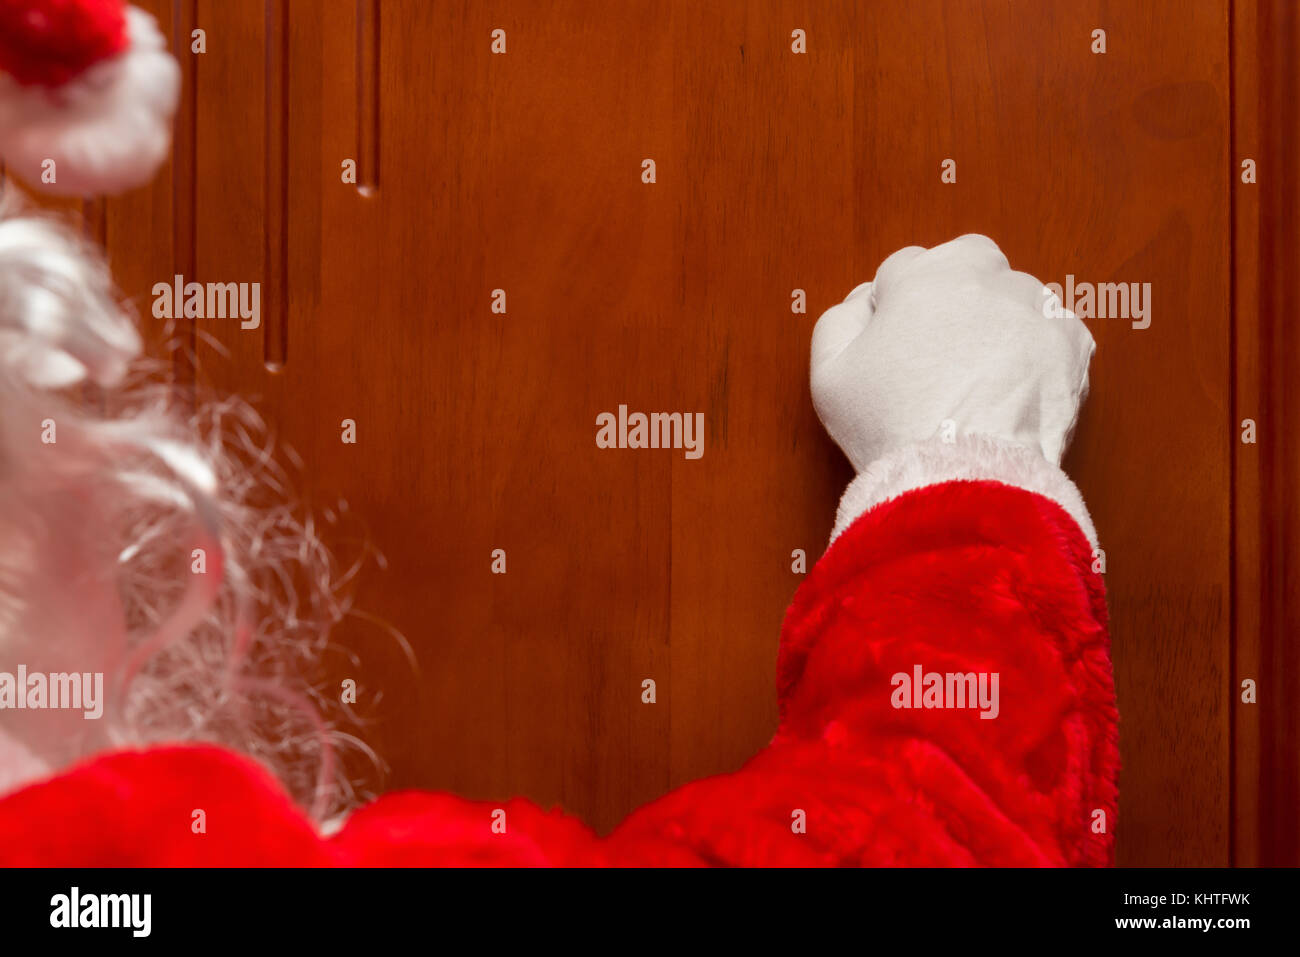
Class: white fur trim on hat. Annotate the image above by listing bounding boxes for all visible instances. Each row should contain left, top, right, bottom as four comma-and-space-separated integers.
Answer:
0, 7, 179, 197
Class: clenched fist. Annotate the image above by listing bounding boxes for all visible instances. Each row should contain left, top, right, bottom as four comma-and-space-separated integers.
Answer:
810, 234, 1095, 472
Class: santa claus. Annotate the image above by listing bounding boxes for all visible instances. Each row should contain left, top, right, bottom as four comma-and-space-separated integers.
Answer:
0, 0, 1116, 866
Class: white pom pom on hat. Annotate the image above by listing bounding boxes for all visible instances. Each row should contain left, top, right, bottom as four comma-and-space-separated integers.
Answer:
0, 0, 179, 196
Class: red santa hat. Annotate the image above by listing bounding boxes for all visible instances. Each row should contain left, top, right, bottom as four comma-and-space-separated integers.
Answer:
0, 0, 179, 196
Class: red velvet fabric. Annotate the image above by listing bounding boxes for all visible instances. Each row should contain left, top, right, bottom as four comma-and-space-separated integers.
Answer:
0, 0, 128, 88
0, 480, 1118, 866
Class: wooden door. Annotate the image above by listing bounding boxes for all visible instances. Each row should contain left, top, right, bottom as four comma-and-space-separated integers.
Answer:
13, 0, 1297, 866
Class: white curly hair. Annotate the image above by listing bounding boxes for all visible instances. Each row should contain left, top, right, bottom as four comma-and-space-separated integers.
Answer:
0, 190, 379, 821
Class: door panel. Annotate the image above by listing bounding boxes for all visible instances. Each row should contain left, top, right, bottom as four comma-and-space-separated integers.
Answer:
51, 0, 1240, 864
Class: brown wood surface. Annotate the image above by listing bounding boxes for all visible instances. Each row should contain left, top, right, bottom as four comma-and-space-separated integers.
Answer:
1232, 0, 1300, 869
32, 0, 1264, 864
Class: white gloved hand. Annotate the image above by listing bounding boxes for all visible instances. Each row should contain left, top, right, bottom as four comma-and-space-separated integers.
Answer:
811, 234, 1094, 473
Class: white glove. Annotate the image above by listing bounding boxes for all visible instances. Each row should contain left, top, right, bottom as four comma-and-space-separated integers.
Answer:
810, 234, 1098, 545
811, 234, 1094, 471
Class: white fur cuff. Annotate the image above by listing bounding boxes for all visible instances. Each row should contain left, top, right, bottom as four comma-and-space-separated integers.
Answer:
830, 434, 1099, 550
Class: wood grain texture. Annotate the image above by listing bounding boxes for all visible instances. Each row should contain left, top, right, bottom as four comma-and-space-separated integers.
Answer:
70, 0, 1243, 861
1232, 0, 1300, 868
1231, 0, 1262, 871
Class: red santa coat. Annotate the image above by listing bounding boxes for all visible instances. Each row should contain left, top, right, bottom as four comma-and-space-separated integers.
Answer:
0, 479, 1118, 866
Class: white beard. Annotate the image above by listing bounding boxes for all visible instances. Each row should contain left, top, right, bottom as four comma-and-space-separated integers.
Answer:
0, 194, 362, 820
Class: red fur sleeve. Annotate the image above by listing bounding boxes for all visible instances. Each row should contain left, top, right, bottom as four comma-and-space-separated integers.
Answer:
605, 479, 1118, 866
